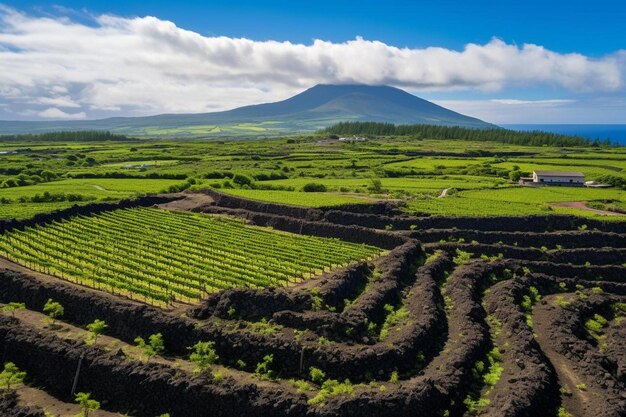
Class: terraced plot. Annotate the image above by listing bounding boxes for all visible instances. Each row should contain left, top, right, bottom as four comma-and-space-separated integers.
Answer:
0, 192, 624, 417
0, 208, 381, 306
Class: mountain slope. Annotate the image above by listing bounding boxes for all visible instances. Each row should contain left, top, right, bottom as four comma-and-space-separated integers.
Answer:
0, 84, 492, 137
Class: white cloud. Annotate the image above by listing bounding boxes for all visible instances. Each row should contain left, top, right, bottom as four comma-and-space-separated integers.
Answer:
0, 6, 624, 120
489, 99, 575, 105
433, 97, 626, 124
35, 95, 81, 108
37, 107, 87, 120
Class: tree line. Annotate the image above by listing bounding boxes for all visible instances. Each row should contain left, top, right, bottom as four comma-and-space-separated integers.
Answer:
321, 122, 613, 147
0, 130, 131, 142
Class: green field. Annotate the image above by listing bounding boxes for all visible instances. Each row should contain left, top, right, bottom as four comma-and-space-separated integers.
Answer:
407, 186, 626, 218
0, 208, 381, 306
220, 189, 372, 207
1, 133, 625, 219
0, 178, 187, 219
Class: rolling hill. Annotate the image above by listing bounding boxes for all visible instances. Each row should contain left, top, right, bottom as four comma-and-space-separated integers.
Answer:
0, 84, 492, 137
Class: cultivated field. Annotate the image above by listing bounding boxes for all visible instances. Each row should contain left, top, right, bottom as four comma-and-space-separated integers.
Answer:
0, 191, 624, 417
0, 132, 625, 416
1, 135, 625, 219
0, 208, 380, 306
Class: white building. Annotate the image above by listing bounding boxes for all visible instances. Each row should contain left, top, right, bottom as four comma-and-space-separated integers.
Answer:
532, 170, 585, 186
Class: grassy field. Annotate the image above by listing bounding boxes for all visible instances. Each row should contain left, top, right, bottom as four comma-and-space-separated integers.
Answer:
219, 189, 372, 207
1, 134, 625, 219
0, 178, 186, 219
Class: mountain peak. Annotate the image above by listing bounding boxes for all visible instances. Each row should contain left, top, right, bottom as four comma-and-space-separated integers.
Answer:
0, 84, 491, 136
226, 83, 490, 128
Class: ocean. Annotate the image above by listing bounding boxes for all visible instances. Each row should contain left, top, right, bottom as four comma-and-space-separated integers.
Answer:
502, 124, 626, 146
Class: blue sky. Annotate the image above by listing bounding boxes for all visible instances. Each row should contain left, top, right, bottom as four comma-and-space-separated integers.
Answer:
6, 0, 625, 54
0, 1, 625, 123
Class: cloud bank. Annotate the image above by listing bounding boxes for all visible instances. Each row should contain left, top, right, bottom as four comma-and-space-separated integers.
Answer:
0, 6, 624, 121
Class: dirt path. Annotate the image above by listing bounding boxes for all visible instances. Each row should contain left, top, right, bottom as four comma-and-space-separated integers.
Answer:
16, 386, 120, 417
1, 303, 307, 410
550, 201, 624, 216
91, 185, 107, 191
533, 295, 599, 417
438, 188, 450, 198
157, 192, 215, 211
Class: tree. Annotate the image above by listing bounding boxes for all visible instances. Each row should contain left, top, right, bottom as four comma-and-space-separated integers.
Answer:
509, 170, 523, 182
85, 319, 108, 345
1, 302, 25, 318
0, 362, 26, 390
43, 299, 64, 325
189, 341, 219, 374
232, 174, 252, 187
74, 392, 100, 417
134, 333, 165, 358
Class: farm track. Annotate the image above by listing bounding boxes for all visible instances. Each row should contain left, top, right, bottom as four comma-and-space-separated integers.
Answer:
550, 201, 624, 216
0, 189, 624, 416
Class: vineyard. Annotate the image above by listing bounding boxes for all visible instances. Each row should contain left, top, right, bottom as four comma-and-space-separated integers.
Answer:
0, 207, 381, 306
0, 193, 624, 417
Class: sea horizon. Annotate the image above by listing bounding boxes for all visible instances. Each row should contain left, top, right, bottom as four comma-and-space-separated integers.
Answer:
502, 124, 626, 145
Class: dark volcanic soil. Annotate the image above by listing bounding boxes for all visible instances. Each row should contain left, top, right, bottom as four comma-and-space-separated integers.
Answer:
0, 190, 624, 417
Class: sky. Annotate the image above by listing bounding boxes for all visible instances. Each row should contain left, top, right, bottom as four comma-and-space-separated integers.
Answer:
0, 0, 625, 124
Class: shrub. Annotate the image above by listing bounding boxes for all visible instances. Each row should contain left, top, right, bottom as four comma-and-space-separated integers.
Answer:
43, 299, 64, 325
389, 370, 399, 384
558, 407, 573, 417
318, 336, 331, 346
232, 174, 253, 187
302, 183, 327, 192
85, 319, 108, 345
555, 296, 570, 308
248, 318, 283, 335
0, 362, 26, 390
255, 354, 274, 380
483, 348, 503, 388
310, 367, 326, 384
75, 392, 100, 417
520, 295, 533, 312
189, 341, 219, 373
453, 249, 472, 265
135, 333, 165, 358
291, 379, 310, 393
1, 302, 25, 317
311, 295, 324, 311
379, 305, 409, 341
308, 379, 354, 406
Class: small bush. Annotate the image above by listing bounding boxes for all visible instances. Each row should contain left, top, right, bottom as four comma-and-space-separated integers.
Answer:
310, 367, 326, 384
308, 379, 354, 406
43, 299, 64, 325
189, 341, 219, 373
134, 333, 165, 358
555, 296, 570, 308
302, 183, 327, 192
389, 370, 399, 384
0, 362, 26, 390
453, 249, 472, 265
255, 354, 274, 380
558, 407, 573, 417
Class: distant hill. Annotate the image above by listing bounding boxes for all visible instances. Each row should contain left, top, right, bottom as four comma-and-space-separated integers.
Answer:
0, 84, 492, 137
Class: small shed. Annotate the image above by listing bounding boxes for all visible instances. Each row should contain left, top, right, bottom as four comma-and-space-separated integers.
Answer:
532, 170, 585, 186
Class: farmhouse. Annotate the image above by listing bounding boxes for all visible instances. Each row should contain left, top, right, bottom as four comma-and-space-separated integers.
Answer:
532, 170, 585, 186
